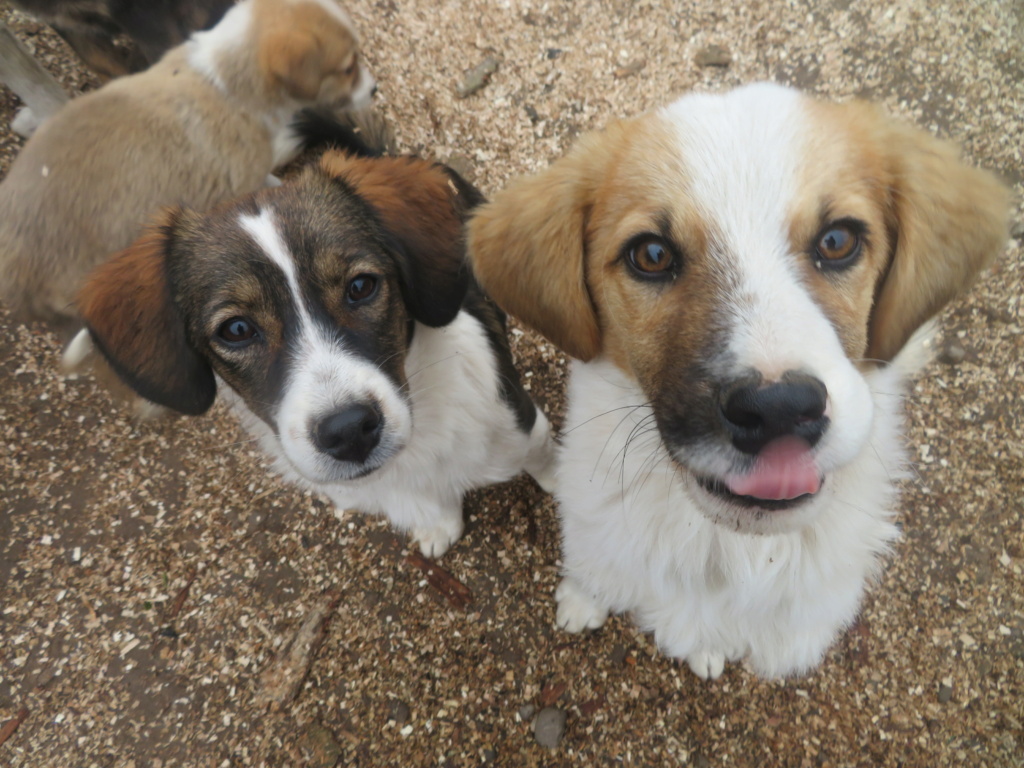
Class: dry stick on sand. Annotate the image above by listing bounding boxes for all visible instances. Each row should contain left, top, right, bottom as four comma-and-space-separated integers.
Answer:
258, 592, 343, 708
405, 551, 474, 610
165, 569, 199, 622
0, 708, 29, 749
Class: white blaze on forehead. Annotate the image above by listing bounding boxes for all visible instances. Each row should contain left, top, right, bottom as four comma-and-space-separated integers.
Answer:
238, 208, 315, 330
660, 83, 805, 234
661, 83, 844, 379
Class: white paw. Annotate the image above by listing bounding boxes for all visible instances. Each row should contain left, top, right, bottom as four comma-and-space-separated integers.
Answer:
524, 418, 558, 493
686, 649, 726, 681
11, 106, 41, 138
528, 462, 557, 495
412, 515, 464, 559
555, 577, 608, 633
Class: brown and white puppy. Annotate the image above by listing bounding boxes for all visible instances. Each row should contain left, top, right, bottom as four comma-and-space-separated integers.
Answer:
75, 153, 555, 558
468, 83, 1009, 679
0, 0, 374, 338
11, 0, 236, 80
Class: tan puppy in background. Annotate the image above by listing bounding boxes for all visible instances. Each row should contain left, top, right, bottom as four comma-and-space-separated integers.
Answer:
0, 0, 374, 337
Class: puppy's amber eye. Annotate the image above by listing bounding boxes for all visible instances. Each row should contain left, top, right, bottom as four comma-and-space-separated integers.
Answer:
814, 223, 862, 267
216, 316, 259, 347
627, 237, 676, 278
342, 55, 357, 76
347, 274, 378, 303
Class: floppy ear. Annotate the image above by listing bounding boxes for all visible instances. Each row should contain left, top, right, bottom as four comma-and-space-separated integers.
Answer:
77, 210, 216, 415
867, 116, 1010, 362
260, 29, 326, 101
320, 153, 476, 327
466, 134, 604, 361
260, 22, 357, 102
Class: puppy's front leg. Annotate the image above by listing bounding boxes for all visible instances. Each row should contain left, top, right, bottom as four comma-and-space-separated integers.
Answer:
409, 499, 464, 560
523, 409, 558, 493
555, 576, 609, 633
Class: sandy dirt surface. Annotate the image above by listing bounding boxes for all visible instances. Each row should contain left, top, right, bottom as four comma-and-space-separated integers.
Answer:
1, 0, 1022, 766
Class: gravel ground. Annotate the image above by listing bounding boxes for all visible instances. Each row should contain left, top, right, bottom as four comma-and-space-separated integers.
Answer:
1, 1, 1023, 766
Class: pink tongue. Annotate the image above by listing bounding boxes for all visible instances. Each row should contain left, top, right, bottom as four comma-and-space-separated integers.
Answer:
725, 437, 821, 500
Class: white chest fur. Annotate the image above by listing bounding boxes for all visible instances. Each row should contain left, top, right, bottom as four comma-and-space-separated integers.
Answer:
555, 356, 908, 678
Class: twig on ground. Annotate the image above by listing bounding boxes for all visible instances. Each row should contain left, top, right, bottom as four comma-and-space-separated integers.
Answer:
258, 592, 342, 709
405, 551, 474, 610
165, 569, 199, 622
0, 708, 29, 749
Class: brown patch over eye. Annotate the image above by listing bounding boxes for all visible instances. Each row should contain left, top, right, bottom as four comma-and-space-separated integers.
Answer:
627, 236, 676, 278
814, 222, 861, 266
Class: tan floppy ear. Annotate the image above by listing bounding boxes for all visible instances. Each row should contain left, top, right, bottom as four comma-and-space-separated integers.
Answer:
466, 134, 605, 361
867, 117, 1010, 362
77, 209, 216, 415
320, 152, 479, 326
260, 22, 357, 102
261, 28, 325, 100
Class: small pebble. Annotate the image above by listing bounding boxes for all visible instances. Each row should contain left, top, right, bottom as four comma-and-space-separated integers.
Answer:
297, 724, 342, 768
518, 703, 536, 722
1010, 221, 1024, 240
532, 706, 567, 749
938, 682, 954, 703
938, 340, 966, 365
695, 44, 731, 67
388, 699, 411, 724
456, 55, 500, 98
614, 59, 646, 78
609, 643, 628, 665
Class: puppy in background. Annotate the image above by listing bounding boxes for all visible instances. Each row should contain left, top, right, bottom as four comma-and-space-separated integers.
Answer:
74, 150, 556, 558
0, 0, 374, 338
11, 0, 236, 80
469, 83, 1008, 678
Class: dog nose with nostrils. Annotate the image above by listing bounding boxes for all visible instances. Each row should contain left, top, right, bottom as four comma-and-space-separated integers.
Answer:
719, 372, 829, 455
313, 403, 384, 463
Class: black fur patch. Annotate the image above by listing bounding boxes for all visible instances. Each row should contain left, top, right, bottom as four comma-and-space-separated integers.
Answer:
460, 282, 538, 434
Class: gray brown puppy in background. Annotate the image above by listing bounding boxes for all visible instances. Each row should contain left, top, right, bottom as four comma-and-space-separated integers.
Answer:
0, 0, 375, 339
11, 0, 236, 79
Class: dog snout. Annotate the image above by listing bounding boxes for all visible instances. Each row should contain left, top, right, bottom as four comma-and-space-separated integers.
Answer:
719, 371, 829, 455
313, 403, 384, 464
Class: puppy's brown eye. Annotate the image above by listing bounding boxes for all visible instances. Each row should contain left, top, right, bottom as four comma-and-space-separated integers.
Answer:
216, 316, 259, 347
814, 222, 862, 267
343, 55, 357, 76
347, 274, 378, 303
627, 237, 677, 279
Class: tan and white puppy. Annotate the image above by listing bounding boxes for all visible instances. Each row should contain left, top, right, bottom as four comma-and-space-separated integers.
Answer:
469, 83, 1009, 679
0, 0, 374, 337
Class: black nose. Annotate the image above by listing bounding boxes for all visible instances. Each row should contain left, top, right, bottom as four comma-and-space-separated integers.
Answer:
313, 404, 383, 464
720, 372, 829, 455
370, 84, 379, 97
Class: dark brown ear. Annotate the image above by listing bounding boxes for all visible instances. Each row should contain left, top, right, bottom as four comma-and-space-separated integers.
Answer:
867, 115, 1010, 362
320, 153, 476, 327
466, 134, 605, 361
77, 210, 216, 415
